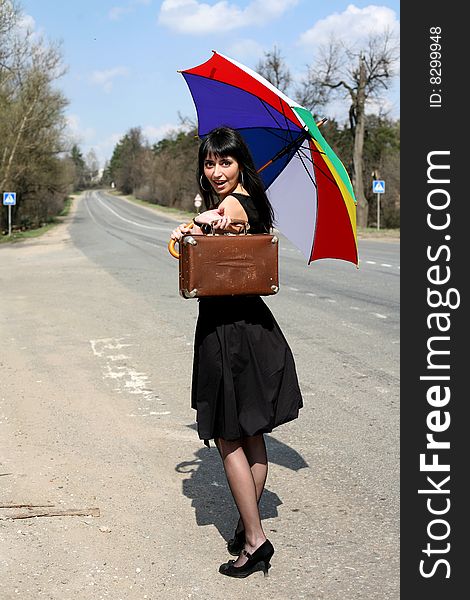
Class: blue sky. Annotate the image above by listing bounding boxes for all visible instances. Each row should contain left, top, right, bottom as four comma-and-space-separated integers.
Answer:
20, 0, 400, 167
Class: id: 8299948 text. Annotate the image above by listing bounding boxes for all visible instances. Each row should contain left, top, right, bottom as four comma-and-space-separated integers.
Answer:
429, 26, 442, 108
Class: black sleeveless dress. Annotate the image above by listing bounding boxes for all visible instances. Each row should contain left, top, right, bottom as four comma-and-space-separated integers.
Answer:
191, 193, 303, 446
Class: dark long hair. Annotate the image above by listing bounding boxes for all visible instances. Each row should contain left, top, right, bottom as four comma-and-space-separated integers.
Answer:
197, 127, 275, 232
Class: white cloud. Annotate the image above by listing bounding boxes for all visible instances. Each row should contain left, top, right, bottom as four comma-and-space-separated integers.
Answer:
14, 13, 44, 42
226, 38, 265, 62
91, 133, 124, 166
109, 6, 131, 20
143, 122, 193, 144
366, 94, 396, 116
109, 0, 151, 20
69, 133, 123, 168
143, 124, 177, 141
69, 124, 191, 169
17, 14, 36, 32
158, 0, 299, 35
299, 4, 399, 49
318, 92, 398, 125
296, 4, 400, 120
90, 67, 130, 93
66, 114, 96, 144
93, 123, 186, 166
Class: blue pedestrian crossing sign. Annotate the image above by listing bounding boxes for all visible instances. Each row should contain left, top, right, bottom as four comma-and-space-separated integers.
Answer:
372, 180, 385, 194
3, 192, 16, 205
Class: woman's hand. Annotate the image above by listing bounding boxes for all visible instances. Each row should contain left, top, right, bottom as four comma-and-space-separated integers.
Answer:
211, 209, 233, 231
170, 222, 193, 242
196, 206, 238, 231
194, 207, 224, 226
193, 206, 245, 232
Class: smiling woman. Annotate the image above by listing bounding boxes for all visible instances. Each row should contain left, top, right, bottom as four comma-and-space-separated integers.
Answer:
196, 127, 274, 231
171, 126, 303, 579
203, 154, 240, 197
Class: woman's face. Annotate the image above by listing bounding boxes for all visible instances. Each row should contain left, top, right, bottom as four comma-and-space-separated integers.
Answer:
203, 153, 241, 197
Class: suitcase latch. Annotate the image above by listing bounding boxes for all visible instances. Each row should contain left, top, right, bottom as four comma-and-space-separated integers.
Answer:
182, 235, 198, 246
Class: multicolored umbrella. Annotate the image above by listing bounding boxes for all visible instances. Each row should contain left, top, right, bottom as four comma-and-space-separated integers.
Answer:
180, 51, 358, 267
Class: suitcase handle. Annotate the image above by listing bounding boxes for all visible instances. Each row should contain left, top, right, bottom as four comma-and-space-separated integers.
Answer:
208, 219, 249, 235
168, 222, 193, 259
168, 219, 248, 259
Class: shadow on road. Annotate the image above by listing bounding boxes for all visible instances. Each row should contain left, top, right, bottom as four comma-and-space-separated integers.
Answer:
175, 427, 308, 542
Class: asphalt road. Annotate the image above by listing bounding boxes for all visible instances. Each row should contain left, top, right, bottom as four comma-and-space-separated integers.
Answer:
76, 190, 399, 495
1, 190, 399, 599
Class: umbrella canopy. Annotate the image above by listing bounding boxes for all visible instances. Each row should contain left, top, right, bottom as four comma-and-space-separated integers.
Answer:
181, 51, 358, 266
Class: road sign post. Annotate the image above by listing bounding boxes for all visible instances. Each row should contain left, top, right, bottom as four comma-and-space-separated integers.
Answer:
372, 180, 385, 230
3, 192, 17, 236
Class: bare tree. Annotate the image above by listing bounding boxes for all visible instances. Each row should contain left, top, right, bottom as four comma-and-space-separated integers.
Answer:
296, 31, 399, 227
85, 148, 100, 185
256, 45, 292, 94
0, 0, 19, 68
1, 0, 71, 231
177, 110, 197, 131
0, 41, 67, 192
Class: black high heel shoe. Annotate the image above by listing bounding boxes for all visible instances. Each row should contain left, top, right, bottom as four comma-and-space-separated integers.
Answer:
227, 528, 245, 556
219, 539, 274, 578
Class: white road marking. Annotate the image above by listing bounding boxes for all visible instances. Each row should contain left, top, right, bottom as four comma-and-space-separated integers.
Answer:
363, 259, 399, 269
372, 313, 388, 319
92, 193, 168, 231
341, 322, 372, 336
107, 354, 131, 361
84, 196, 102, 228
90, 338, 132, 358
90, 337, 161, 405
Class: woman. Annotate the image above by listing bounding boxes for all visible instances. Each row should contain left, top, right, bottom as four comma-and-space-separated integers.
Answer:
171, 127, 303, 578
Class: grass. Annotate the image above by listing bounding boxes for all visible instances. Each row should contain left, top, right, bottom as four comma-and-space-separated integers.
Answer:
0, 194, 77, 244
357, 226, 400, 239
58, 195, 74, 217
109, 190, 196, 221
0, 222, 58, 244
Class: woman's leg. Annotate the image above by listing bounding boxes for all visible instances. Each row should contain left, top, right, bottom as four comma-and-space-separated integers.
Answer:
234, 434, 268, 534
215, 437, 267, 565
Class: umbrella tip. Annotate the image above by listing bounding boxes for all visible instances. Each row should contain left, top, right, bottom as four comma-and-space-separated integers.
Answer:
316, 117, 328, 128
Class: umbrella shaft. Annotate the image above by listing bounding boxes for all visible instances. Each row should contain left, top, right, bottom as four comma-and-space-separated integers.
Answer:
257, 119, 326, 174
257, 159, 273, 174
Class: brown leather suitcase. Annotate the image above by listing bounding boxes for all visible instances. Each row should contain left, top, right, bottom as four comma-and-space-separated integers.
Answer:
179, 233, 279, 298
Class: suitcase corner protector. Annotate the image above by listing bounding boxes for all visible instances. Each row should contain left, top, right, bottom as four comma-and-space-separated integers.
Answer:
181, 288, 198, 299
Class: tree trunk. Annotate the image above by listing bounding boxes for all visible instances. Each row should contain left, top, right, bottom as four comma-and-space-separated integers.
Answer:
351, 57, 368, 228
0, 95, 37, 192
